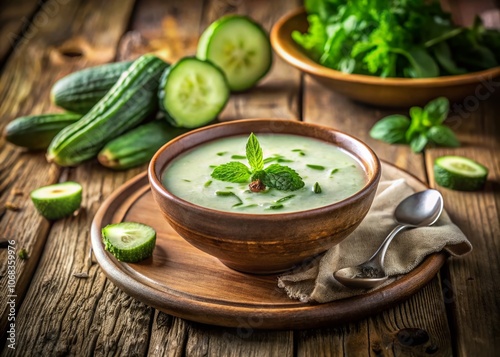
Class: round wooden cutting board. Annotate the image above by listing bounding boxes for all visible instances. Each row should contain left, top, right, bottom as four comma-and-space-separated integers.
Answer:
91, 162, 446, 329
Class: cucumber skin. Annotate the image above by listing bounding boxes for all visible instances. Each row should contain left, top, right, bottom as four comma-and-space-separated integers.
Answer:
30, 182, 82, 220
103, 237, 156, 262
51, 61, 133, 114
98, 121, 189, 170
4, 113, 81, 150
197, 15, 272, 91
158, 57, 229, 128
102, 224, 156, 263
434, 164, 487, 191
47, 55, 169, 167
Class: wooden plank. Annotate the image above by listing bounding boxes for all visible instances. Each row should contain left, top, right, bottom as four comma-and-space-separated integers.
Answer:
425, 92, 500, 356
301, 79, 453, 355
0, 0, 136, 355
0, 0, 40, 65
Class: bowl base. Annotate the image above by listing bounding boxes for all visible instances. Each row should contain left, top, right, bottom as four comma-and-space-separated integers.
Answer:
219, 260, 298, 275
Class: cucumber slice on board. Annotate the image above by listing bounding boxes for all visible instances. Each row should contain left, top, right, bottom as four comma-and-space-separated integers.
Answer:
434, 155, 488, 191
197, 15, 272, 91
158, 57, 229, 128
30, 182, 82, 220
102, 222, 156, 263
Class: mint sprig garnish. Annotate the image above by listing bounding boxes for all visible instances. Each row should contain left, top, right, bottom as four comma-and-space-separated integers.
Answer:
211, 133, 305, 192
246, 133, 264, 171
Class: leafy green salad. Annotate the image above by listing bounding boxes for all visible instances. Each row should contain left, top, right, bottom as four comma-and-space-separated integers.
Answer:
294, 0, 500, 78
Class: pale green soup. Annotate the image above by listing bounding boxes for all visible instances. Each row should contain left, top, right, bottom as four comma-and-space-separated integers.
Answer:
162, 134, 366, 214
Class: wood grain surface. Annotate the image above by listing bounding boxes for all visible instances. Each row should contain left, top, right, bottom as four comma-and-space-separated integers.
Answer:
0, 0, 498, 356
0, 0, 40, 65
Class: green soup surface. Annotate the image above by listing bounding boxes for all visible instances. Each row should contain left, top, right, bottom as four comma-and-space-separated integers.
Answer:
162, 134, 367, 214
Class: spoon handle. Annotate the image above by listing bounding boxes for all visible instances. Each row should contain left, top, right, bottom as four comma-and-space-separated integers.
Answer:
367, 224, 408, 268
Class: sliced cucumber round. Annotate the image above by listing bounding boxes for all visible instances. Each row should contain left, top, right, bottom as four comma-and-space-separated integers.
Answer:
102, 222, 156, 263
197, 15, 272, 91
30, 181, 82, 220
158, 57, 229, 128
434, 155, 488, 191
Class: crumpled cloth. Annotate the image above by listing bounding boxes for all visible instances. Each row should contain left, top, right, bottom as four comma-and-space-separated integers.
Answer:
278, 179, 472, 303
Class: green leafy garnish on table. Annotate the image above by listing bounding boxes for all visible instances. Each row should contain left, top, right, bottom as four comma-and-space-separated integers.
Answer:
294, 0, 500, 78
370, 97, 459, 153
211, 133, 305, 191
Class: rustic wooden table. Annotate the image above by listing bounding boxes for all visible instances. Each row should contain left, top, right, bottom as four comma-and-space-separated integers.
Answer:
1, 0, 499, 356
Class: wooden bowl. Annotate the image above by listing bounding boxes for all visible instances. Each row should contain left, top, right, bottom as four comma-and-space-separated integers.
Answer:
149, 119, 381, 274
271, 8, 500, 107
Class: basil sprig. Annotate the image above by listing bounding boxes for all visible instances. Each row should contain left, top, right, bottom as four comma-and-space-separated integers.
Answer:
369, 97, 459, 153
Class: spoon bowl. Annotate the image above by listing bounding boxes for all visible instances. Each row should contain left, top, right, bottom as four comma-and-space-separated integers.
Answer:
334, 189, 443, 289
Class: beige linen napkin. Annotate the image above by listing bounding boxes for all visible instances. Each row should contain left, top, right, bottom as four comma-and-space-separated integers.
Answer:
278, 179, 472, 303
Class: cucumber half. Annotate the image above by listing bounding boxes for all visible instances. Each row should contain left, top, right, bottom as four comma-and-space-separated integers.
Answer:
159, 57, 229, 128
197, 15, 272, 91
434, 155, 488, 191
102, 222, 156, 263
30, 181, 82, 220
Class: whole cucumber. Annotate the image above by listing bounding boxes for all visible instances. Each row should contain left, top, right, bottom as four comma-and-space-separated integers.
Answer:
51, 61, 133, 114
3, 113, 82, 150
98, 121, 189, 170
47, 54, 169, 166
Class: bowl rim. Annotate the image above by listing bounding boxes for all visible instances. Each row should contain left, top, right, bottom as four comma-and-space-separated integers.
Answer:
270, 7, 500, 87
148, 119, 381, 221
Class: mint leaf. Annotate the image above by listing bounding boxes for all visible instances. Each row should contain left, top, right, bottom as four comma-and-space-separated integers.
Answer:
427, 125, 460, 147
406, 106, 425, 143
369, 115, 410, 144
246, 133, 264, 172
211, 162, 251, 183
423, 97, 449, 126
410, 133, 428, 153
251, 169, 266, 182
261, 164, 304, 191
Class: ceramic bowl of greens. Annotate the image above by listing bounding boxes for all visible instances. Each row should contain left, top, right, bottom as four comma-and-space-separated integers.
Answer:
271, 6, 500, 107
149, 119, 380, 274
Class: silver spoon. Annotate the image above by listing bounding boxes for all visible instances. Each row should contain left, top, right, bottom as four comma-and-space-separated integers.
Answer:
333, 189, 444, 289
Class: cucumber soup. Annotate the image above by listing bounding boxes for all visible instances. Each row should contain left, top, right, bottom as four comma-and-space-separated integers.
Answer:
162, 134, 366, 214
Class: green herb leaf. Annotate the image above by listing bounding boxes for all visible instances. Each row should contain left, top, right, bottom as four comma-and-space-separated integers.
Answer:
423, 97, 449, 126
231, 154, 246, 160
313, 182, 322, 194
276, 194, 296, 203
262, 164, 305, 191
268, 204, 284, 210
406, 106, 425, 143
204, 180, 212, 187
410, 133, 428, 153
427, 125, 460, 147
369, 115, 410, 144
211, 162, 251, 183
217, 151, 227, 156
250, 169, 266, 182
215, 191, 235, 196
246, 133, 264, 172
330, 168, 339, 175
306, 164, 325, 170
